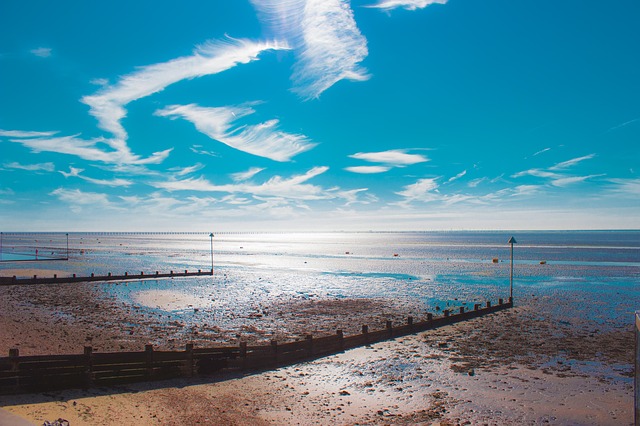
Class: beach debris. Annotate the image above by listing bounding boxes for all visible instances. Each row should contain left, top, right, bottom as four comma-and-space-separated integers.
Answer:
540, 260, 547, 264
468, 368, 475, 376
339, 390, 350, 396
492, 258, 499, 263
43, 419, 69, 426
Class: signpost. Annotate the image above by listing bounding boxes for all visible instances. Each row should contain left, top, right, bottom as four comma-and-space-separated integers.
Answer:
209, 233, 214, 275
508, 236, 517, 302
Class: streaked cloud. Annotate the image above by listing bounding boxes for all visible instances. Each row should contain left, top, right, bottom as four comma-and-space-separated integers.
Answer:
533, 147, 551, 156
366, 0, 448, 12
349, 149, 429, 166
151, 166, 331, 200
252, 0, 369, 99
344, 165, 391, 174
231, 167, 265, 182
59, 166, 133, 187
82, 37, 285, 142
170, 163, 205, 177
156, 103, 316, 161
0, 129, 58, 138
511, 168, 561, 179
395, 178, 439, 201
50, 188, 114, 212
6, 133, 171, 165
190, 145, 219, 157
549, 154, 595, 170
447, 170, 466, 183
608, 178, 640, 196
4, 161, 55, 172
30, 47, 52, 58
550, 175, 604, 188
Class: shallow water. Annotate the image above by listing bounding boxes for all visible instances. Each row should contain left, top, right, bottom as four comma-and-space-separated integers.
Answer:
1, 231, 638, 333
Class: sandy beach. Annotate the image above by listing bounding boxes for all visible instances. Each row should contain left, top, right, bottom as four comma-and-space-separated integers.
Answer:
0, 267, 634, 425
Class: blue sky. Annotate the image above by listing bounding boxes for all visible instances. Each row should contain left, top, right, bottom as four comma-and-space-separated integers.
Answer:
1, 0, 638, 231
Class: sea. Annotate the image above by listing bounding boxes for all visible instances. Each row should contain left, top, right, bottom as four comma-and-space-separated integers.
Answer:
1, 231, 638, 331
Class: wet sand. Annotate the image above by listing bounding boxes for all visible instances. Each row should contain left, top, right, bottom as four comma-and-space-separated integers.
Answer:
0, 268, 635, 425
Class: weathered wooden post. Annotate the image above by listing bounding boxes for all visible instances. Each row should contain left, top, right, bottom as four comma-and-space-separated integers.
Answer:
499, 298, 503, 305
9, 348, 19, 388
185, 343, 194, 378
84, 346, 93, 388
427, 313, 433, 321
362, 325, 369, 345
209, 233, 214, 275
305, 334, 313, 356
408, 316, 413, 332
145, 344, 154, 379
386, 320, 393, 337
486, 301, 491, 308
240, 341, 247, 370
337, 330, 344, 351
474, 303, 480, 311
459, 307, 465, 314
444, 309, 450, 317
271, 340, 278, 364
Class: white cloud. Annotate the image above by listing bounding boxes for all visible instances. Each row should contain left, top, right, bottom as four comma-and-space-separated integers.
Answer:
30, 47, 52, 58
50, 188, 113, 211
344, 165, 391, 174
190, 145, 219, 157
0, 129, 58, 138
551, 174, 604, 188
231, 167, 265, 182
608, 178, 640, 196
156, 103, 315, 161
447, 170, 466, 183
82, 37, 285, 142
59, 166, 133, 187
4, 161, 54, 172
349, 149, 429, 166
170, 163, 205, 177
396, 178, 439, 201
252, 0, 369, 99
533, 147, 551, 156
366, 0, 447, 12
511, 168, 561, 179
549, 154, 595, 170
468, 177, 486, 188
151, 166, 332, 200
6, 134, 171, 165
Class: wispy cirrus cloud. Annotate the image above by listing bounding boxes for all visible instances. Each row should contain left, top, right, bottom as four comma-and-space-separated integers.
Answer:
59, 166, 133, 187
50, 188, 115, 213
0, 129, 58, 138
349, 149, 429, 166
151, 166, 331, 201
6, 133, 171, 165
169, 163, 205, 177
395, 178, 439, 202
446, 170, 466, 183
231, 167, 265, 182
608, 178, 640, 196
551, 174, 604, 188
549, 154, 595, 170
30, 47, 52, 58
83, 37, 285, 142
156, 103, 316, 161
344, 165, 391, 174
4, 161, 55, 172
366, 0, 448, 12
251, 0, 369, 99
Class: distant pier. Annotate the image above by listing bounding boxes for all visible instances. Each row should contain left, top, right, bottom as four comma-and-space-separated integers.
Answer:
0, 269, 213, 286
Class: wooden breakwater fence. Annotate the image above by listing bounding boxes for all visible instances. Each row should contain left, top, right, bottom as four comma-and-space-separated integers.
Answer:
0, 298, 512, 395
0, 269, 213, 286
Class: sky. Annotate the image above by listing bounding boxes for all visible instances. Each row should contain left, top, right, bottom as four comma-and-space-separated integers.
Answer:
1, 0, 639, 232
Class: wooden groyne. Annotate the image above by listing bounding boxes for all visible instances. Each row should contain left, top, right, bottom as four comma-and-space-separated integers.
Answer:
0, 298, 512, 395
0, 269, 213, 286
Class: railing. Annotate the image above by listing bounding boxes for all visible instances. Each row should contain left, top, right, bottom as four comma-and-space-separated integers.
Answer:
0, 299, 512, 395
635, 311, 639, 426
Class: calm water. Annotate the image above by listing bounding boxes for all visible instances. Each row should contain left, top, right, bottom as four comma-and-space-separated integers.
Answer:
1, 231, 638, 329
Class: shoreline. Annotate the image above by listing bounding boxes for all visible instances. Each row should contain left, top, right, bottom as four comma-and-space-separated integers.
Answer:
0, 268, 635, 425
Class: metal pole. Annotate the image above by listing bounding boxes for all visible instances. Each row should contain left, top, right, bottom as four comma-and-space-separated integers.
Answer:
66, 233, 69, 260
507, 236, 516, 302
0, 232, 3, 261
209, 233, 214, 275
510, 242, 513, 300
